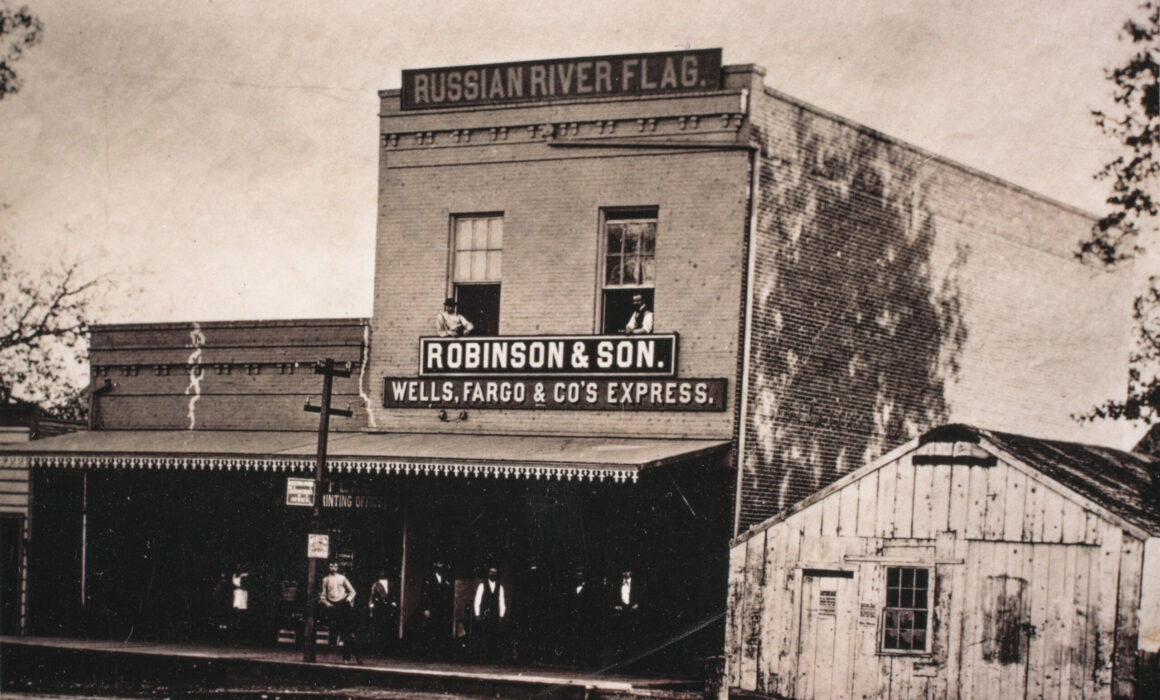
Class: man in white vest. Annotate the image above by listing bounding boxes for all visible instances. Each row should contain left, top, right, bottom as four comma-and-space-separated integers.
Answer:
472, 566, 507, 662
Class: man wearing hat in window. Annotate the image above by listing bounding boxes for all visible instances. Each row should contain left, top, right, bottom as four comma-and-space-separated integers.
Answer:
436, 297, 474, 337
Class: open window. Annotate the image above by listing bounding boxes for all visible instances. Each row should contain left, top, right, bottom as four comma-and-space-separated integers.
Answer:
452, 214, 502, 336
600, 208, 657, 334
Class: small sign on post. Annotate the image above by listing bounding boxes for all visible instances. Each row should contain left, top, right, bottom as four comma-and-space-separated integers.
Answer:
307, 534, 329, 559
286, 478, 315, 507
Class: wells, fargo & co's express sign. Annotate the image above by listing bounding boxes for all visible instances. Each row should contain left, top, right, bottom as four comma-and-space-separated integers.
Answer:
419, 335, 677, 377
402, 49, 722, 110
383, 377, 726, 412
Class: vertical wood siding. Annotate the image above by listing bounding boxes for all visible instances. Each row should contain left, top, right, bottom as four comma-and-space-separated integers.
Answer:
727, 440, 1148, 699
0, 454, 30, 634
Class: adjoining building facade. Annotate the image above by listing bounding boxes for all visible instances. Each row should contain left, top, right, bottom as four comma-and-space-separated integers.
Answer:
0, 391, 83, 636
726, 424, 1160, 699
0, 49, 1134, 673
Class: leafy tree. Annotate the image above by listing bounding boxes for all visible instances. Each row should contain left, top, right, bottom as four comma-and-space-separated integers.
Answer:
0, 245, 111, 416
0, 4, 42, 100
1078, 1, 1160, 424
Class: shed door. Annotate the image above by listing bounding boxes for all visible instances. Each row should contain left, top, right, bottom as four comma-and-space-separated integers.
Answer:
978, 574, 1033, 699
796, 570, 855, 700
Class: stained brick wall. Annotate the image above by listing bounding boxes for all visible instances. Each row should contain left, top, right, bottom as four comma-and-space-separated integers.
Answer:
736, 81, 1131, 532
89, 319, 372, 431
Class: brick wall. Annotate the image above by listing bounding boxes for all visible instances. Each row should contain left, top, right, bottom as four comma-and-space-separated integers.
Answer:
369, 91, 752, 439
736, 85, 1131, 532
89, 319, 372, 431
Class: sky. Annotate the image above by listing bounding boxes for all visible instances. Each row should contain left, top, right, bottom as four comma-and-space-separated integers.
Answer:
0, 0, 1152, 325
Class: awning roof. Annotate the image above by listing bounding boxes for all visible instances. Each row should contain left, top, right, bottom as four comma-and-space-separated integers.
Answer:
0, 430, 731, 484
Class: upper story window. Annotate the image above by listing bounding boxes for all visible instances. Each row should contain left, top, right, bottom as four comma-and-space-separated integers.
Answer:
451, 214, 502, 336
881, 567, 931, 653
600, 208, 657, 335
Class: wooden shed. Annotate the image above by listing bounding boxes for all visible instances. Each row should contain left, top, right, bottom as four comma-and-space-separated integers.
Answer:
725, 424, 1160, 699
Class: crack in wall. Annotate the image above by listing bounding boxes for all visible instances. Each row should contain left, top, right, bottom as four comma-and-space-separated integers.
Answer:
184, 322, 205, 430
358, 323, 378, 428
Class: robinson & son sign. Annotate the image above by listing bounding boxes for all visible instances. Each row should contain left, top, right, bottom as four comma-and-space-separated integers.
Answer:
383, 334, 726, 411
401, 49, 722, 110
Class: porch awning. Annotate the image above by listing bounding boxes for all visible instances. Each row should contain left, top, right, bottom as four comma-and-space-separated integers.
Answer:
0, 430, 731, 484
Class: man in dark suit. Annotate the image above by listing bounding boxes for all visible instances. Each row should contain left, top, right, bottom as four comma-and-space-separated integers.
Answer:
564, 566, 598, 666
368, 568, 399, 655
409, 560, 454, 658
610, 568, 643, 663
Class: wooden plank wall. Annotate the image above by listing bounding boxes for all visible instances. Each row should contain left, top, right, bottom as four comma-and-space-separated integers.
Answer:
0, 454, 30, 634
726, 439, 1147, 699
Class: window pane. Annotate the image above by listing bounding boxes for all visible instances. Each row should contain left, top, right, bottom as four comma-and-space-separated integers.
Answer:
472, 219, 488, 250
886, 589, 899, 608
901, 569, 914, 588
454, 252, 472, 282
606, 256, 621, 285
913, 629, 926, 649
914, 611, 927, 629
623, 257, 639, 284
607, 224, 624, 254
471, 250, 487, 280
641, 223, 656, 253
456, 220, 473, 251
487, 251, 502, 280
901, 589, 913, 608
915, 590, 927, 610
624, 227, 639, 254
884, 629, 898, 649
915, 569, 928, 587
641, 257, 656, 283
898, 610, 914, 628
887, 569, 900, 587
487, 218, 503, 249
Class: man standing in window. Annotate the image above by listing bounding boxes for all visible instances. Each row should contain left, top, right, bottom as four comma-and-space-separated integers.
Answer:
624, 294, 653, 334
436, 297, 474, 337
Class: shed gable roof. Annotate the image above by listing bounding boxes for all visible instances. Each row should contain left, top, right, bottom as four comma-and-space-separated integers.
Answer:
734, 423, 1160, 544
979, 426, 1160, 536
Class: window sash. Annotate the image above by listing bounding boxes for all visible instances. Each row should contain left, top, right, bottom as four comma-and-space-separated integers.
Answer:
453, 215, 502, 283
881, 567, 931, 653
604, 218, 656, 287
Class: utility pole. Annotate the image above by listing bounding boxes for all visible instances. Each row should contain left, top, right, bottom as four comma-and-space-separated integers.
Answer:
302, 359, 352, 663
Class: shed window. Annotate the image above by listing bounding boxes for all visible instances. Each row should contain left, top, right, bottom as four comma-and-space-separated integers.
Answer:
881, 567, 930, 652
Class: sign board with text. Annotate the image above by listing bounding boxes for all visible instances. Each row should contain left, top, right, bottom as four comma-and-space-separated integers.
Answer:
402, 49, 722, 110
384, 377, 726, 411
419, 334, 678, 377
285, 478, 315, 507
307, 534, 329, 560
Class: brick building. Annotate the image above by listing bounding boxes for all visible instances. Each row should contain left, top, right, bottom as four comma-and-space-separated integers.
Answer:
0, 50, 1132, 669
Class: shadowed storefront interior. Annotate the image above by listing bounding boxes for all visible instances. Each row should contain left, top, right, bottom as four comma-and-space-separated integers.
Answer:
23, 431, 731, 670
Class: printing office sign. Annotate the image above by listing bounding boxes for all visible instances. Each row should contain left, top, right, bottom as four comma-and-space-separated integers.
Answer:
419, 334, 678, 377
401, 49, 723, 110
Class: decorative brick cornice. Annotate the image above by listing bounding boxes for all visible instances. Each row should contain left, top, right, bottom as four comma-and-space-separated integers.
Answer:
91, 361, 362, 376
381, 112, 746, 150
